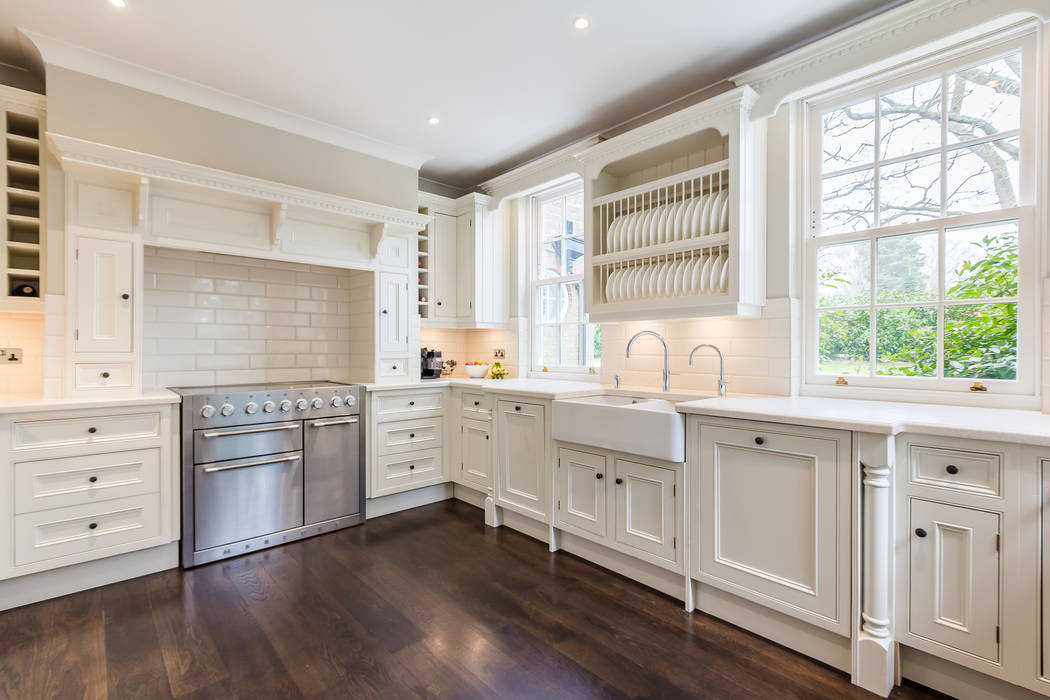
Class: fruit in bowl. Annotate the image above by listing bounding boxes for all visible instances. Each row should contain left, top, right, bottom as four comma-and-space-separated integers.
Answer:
463, 361, 489, 379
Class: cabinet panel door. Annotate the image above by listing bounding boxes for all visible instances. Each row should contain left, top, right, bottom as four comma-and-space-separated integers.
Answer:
556, 448, 608, 539
614, 458, 676, 563
456, 212, 474, 320
75, 236, 133, 354
698, 423, 849, 630
495, 401, 547, 521
432, 213, 457, 318
459, 418, 492, 492
378, 272, 408, 355
909, 499, 1000, 662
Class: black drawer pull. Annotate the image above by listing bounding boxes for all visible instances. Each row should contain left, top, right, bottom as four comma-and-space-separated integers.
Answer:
88, 523, 98, 530
88, 427, 97, 434
754, 436, 765, 445
615, 478, 623, 485
915, 528, 927, 538
945, 464, 959, 475
596, 473, 604, 479
89, 476, 98, 483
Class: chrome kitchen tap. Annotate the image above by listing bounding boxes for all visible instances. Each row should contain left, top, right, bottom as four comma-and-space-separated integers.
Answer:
689, 343, 727, 397
626, 330, 670, 392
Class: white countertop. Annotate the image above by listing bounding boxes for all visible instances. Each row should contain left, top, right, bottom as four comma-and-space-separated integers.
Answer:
364, 377, 606, 399
676, 396, 1050, 446
0, 390, 181, 415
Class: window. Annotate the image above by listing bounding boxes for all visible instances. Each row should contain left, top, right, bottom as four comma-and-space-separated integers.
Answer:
530, 183, 600, 374
805, 36, 1037, 397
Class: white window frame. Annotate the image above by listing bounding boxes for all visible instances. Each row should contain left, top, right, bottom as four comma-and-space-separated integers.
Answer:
527, 180, 598, 378
801, 29, 1041, 405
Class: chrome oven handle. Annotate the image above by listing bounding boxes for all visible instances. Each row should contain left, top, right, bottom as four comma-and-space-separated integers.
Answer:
202, 454, 301, 473
201, 424, 301, 438
310, 417, 359, 428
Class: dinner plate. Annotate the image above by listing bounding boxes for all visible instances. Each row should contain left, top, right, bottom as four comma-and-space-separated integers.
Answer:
708, 251, 722, 293
689, 195, 707, 237
702, 194, 718, 236
639, 263, 654, 299
683, 196, 701, 238
650, 261, 666, 298
709, 191, 723, 236
617, 213, 631, 252
688, 255, 703, 294
699, 255, 714, 293
607, 267, 622, 302
607, 215, 624, 253
670, 200, 686, 241
719, 255, 729, 293
719, 194, 729, 233
651, 205, 667, 246
635, 210, 651, 249
673, 257, 688, 296
662, 259, 675, 297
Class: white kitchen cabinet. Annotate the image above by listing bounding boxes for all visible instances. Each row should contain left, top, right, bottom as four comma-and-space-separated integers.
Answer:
614, 458, 676, 564
495, 400, 548, 522
908, 498, 1000, 662
555, 448, 608, 539
366, 388, 450, 499
695, 419, 851, 634
73, 235, 134, 354
432, 212, 457, 319
378, 271, 409, 356
458, 418, 492, 493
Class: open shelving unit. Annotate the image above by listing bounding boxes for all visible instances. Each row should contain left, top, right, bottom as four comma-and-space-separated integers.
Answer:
416, 208, 431, 319
1, 88, 45, 313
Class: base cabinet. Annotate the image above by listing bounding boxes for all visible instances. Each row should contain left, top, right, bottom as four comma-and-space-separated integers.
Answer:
556, 448, 608, 539
614, 458, 677, 565
458, 418, 492, 493
495, 400, 548, 522
368, 388, 448, 499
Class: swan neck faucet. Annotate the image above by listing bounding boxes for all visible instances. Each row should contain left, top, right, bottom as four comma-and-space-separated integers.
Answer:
626, 330, 670, 392
689, 344, 727, 397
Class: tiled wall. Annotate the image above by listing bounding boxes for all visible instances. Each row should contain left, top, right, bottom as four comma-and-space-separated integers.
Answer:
420, 327, 519, 378
142, 247, 373, 389
0, 312, 43, 398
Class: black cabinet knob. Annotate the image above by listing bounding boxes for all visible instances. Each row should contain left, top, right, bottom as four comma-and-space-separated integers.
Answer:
474, 400, 480, 406
754, 436, 765, 445
88, 523, 98, 530
121, 293, 130, 300
485, 435, 489, 440
88, 427, 97, 434
392, 365, 398, 370
596, 473, 604, 480
945, 464, 959, 475
514, 405, 521, 411
915, 528, 927, 538
615, 478, 623, 485
382, 309, 388, 314
89, 476, 98, 483
409, 433, 415, 438
409, 401, 415, 406
409, 464, 415, 470
101, 371, 110, 378
437, 301, 442, 306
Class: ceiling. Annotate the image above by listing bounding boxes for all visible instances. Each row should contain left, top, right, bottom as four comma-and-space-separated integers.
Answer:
0, 0, 908, 189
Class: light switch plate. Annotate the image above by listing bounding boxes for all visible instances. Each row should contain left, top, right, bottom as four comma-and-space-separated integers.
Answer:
1, 348, 23, 364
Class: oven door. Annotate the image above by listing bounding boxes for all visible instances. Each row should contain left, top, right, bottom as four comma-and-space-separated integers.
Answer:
193, 421, 302, 464
304, 416, 361, 524
193, 451, 303, 551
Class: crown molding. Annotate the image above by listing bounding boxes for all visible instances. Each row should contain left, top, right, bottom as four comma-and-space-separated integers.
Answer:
730, 0, 1049, 117
48, 132, 431, 232
479, 136, 597, 207
20, 28, 432, 171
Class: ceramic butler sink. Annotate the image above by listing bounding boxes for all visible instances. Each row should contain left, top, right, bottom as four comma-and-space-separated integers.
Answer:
551, 395, 685, 463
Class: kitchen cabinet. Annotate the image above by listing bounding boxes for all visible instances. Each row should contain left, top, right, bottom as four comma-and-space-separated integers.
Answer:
695, 419, 850, 634
1, 86, 45, 313
367, 388, 449, 499
555, 448, 608, 539
495, 400, 548, 522
432, 212, 457, 319
908, 498, 1000, 662
377, 271, 409, 356
614, 458, 676, 564
73, 235, 134, 355
458, 418, 492, 493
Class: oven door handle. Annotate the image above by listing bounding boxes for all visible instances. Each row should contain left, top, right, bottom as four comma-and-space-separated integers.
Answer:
310, 417, 359, 428
202, 454, 301, 473
201, 424, 301, 439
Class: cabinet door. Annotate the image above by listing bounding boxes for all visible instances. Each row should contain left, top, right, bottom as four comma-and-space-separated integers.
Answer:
456, 212, 474, 321
432, 213, 457, 318
459, 418, 492, 492
75, 236, 133, 354
614, 458, 676, 563
495, 400, 547, 521
556, 448, 608, 539
698, 423, 849, 630
378, 272, 408, 355
910, 499, 1000, 662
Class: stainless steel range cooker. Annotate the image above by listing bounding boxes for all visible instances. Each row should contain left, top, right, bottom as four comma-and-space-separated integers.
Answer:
172, 381, 365, 567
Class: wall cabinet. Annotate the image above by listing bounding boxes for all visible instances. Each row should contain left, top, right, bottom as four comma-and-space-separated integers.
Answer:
495, 400, 548, 522
432, 212, 457, 319
73, 236, 134, 355
377, 271, 409, 356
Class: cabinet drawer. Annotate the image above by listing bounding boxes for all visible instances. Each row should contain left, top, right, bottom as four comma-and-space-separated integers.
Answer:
909, 444, 1001, 497
14, 448, 161, 514
377, 417, 443, 456
12, 411, 161, 451
74, 363, 134, 390
379, 358, 409, 379
460, 391, 491, 420
14, 494, 162, 567
374, 390, 444, 420
377, 448, 443, 492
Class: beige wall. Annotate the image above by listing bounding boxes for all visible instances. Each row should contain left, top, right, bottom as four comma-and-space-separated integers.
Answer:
45, 66, 419, 211
421, 327, 520, 379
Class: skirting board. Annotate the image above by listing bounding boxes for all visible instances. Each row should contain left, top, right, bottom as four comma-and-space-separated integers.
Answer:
900, 646, 1049, 700
558, 530, 687, 602
366, 482, 454, 519
0, 542, 179, 612
452, 483, 487, 509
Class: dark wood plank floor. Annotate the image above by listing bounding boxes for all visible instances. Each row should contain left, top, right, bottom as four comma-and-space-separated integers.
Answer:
0, 500, 948, 699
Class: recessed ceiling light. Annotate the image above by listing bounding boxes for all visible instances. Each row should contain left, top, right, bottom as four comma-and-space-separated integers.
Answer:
427, 116, 440, 125
109, 0, 127, 7
573, 17, 590, 30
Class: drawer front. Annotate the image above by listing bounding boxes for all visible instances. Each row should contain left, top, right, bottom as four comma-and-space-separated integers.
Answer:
193, 421, 302, 464
74, 363, 135, 390
14, 448, 161, 514
374, 390, 444, 419
377, 449, 443, 492
13, 411, 161, 451
14, 494, 162, 567
379, 358, 409, 379
460, 391, 492, 420
910, 444, 1001, 497
377, 417, 443, 456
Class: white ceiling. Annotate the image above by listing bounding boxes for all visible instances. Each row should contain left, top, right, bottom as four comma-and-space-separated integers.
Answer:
0, 0, 907, 189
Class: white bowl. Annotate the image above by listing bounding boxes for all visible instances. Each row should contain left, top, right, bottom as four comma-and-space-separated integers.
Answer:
463, 364, 489, 378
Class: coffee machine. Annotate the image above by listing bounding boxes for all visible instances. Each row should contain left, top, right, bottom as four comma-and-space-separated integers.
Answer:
421, 347, 443, 380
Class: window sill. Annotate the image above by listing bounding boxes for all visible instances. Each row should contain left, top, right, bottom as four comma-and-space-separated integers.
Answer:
800, 382, 1039, 411
528, 370, 601, 383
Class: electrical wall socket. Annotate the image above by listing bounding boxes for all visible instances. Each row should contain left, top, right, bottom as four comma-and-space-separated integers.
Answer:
493, 348, 505, 359
1, 348, 23, 364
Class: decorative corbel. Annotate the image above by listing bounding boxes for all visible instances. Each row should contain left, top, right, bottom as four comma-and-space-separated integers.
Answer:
370, 222, 388, 258
270, 202, 288, 246
136, 176, 151, 227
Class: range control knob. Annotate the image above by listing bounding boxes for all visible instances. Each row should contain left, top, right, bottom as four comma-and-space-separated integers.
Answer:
311, 397, 324, 410
200, 404, 216, 418
295, 398, 308, 411
344, 395, 356, 407
220, 403, 234, 416
330, 395, 344, 408
262, 400, 276, 413
245, 401, 259, 415
279, 399, 292, 412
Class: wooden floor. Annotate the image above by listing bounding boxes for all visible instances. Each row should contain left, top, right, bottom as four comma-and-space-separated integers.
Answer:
0, 500, 947, 700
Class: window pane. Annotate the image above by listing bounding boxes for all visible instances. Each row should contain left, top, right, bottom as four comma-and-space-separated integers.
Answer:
822, 168, 874, 234
817, 240, 870, 307
947, 53, 1021, 144
559, 280, 582, 323
565, 236, 585, 276
536, 325, 558, 367
879, 77, 942, 160
878, 153, 941, 226
540, 196, 564, 241
560, 323, 584, 366
818, 309, 870, 375
875, 306, 937, 376
538, 239, 563, 279
876, 231, 937, 303
946, 136, 1020, 214
586, 323, 601, 367
822, 100, 875, 173
536, 284, 557, 323
946, 221, 1018, 299
944, 303, 1017, 379
566, 191, 584, 240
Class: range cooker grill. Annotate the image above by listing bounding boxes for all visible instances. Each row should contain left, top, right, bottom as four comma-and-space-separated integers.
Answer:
172, 381, 365, 568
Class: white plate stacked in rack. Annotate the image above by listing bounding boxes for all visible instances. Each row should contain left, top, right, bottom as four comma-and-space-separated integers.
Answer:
604, 189, 728, 254
604, 250, 729, 303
